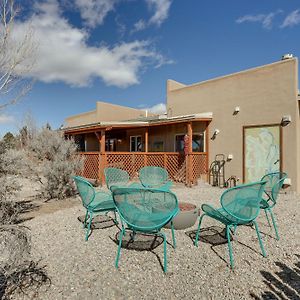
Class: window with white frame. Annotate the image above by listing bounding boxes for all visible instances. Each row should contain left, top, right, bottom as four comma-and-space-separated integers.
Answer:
175, 132, 205, 152
130, 135, 142, 152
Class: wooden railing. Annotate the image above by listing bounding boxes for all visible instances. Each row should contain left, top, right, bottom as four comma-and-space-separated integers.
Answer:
77, 151, 208, 186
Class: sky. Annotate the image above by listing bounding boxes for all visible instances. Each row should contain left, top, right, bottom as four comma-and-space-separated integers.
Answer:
1, 0, 300, 136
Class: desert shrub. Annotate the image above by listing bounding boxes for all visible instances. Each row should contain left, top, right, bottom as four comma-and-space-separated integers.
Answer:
0, 146, 50, 299
27, 128, 83, 200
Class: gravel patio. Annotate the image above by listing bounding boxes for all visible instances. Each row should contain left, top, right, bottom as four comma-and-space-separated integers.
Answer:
20, 182, 300, 299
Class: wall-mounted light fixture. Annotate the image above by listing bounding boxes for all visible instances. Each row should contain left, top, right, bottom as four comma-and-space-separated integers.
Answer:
211, 129, 220, 140
227, 154, 233, 161
281, 115, 291, 127
233, 106, 240, 115
282, 178, 291, 189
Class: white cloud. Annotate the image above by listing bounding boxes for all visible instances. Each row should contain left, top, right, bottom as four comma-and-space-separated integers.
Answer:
13, 0, 171, 88
147, 0, 172, 26
75, 0, 118, 28
132, 19, 147, 33
147, 103, 166, 114
131, 0, 172, 33
236, 10, 282, 29
281, 9, 300, 28
0, 114, 14, 124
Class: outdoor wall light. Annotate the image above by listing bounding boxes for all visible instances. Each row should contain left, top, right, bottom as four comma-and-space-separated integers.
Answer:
282, 178, 291, 189
233, 106, 240, 115
211, 129, 220, 140
227, 154, 233, 161
281, 115, 291, 127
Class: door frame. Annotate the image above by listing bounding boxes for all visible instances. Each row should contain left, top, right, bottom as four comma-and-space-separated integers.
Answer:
242, 123, 283, 183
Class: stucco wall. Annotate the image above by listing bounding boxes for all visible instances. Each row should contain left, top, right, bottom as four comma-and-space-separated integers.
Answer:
65, 101, 148, 128
66, 111, 97, 128
167, 58, 300, 192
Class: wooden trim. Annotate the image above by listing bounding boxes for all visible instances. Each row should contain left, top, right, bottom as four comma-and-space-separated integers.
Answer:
145, 129, 148, 152
64, 118, 213, 135
242, 123, 282, 182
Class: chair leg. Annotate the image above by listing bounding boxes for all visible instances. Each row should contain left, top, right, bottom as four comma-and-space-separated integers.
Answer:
268, 208, 279, 240
226, 225, 234, 269
253, 220, 267, 257
171, 221, 176, 249
115, 228, 125, 268
113, 210, 118, 225
264, 209, 271, 227
159, 231, 168, 273
85, 212, 93, 241
194, 214, 206, 247
83, 211, 88, 228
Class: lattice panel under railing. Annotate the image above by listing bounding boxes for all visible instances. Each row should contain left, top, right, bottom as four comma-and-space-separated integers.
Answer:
78, 153, 100, 179
106, 153, 145, 180
78, 152, 207, 186
190, 153, 207, 184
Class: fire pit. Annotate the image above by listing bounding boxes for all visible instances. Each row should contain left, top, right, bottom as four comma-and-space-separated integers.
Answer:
165, 202, 199, 230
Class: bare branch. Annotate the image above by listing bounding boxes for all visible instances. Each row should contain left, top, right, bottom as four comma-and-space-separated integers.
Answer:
0, 0, 36, 110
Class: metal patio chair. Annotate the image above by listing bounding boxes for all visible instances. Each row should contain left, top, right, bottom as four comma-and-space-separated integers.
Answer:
112, 187, 179, 273
73, 176, 117, 241
104, 167, 142, 190
194, 180, 267, 269
260, 172, 287, 240
139, 166, 172, 191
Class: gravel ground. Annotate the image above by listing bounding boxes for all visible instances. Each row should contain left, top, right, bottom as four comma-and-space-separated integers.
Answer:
17, 182, 300, 300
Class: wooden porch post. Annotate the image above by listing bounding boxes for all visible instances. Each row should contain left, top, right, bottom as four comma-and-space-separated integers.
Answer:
187, 122, 193, 187
205, 121, 210, 182
95, 130, 106, 186
100, 130, 106, 186
144, 128, 148, 166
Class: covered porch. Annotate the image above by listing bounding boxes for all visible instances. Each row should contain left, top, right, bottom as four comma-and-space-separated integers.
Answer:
64, 113, 212, 186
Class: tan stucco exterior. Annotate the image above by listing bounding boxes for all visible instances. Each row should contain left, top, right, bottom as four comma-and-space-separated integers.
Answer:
167, 58, 300, 192
65, 101, 149, 128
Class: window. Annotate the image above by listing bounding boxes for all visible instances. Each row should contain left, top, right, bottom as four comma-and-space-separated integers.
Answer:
105, 139, 117, 151
74, 134, 85, 152
130, 136, 142, 152
175, 133, 205, 152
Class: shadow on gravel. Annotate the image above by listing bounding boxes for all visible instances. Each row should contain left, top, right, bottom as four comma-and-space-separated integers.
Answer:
110, 230, 165, 272
78, 214, 116, 230
250, 254, 300, 300
186, 226, 231, 246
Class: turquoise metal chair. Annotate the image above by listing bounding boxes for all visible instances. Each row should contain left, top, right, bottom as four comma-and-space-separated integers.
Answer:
194, 180, 267, 269
139, 166, 172, 191
73, 176, 116, 241
260, 172, 287, 240
104, 167, 142, 190
112, 187, 179, 273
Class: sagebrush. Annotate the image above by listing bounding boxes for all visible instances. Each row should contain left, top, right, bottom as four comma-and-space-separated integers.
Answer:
27, 128, 83, 200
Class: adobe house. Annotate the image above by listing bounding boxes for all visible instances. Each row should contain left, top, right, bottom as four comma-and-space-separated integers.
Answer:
63, 56, 300, 192
64, 101, 211, 185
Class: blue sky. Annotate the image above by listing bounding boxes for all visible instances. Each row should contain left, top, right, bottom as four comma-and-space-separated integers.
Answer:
1, 0, 300, 136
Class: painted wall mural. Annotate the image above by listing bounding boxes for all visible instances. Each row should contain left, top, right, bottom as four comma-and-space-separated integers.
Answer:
244, 125, 281, 182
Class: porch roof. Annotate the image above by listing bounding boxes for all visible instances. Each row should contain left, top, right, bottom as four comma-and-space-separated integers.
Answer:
63, 112, 213, 134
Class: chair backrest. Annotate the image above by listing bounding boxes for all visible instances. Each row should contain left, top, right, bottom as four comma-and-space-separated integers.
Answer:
261, 172, 287, 204
104, 168, 130, 189
139, 166, 169, 188
112, 187, 178, 231
72, 176, 95, 208
221, 181, 267, 222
